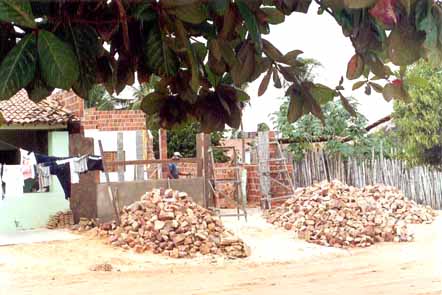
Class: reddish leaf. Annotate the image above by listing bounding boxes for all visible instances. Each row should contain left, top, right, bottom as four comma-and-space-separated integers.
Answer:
258, 67, 272, 96
369, 0, 398, 28
346, 54, 364, 80
392, 79, 403, 87
383, 82, 408, 102
272, 67, 282, 88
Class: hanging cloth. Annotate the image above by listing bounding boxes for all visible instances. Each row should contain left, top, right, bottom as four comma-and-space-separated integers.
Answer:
49, 162, 71, 199
2, 165, 24, 197
73, 155, 89, 173
36, 164, 51, 189
20, 149, 37, 180
56, 159, 79, 184
0, 164, 3, 200
87, 156, 104, 171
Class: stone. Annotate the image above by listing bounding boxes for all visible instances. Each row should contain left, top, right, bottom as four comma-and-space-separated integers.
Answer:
98, 188, 250, 259
158, 211, 175, 221
264, 180, 436, 249
154, 220, 165, 231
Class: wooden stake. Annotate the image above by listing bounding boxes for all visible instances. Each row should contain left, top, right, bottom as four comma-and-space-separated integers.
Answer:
98, 140, 120, 225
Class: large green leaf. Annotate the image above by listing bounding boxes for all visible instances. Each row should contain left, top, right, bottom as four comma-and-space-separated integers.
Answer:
287, 87, 305, 123
418, 5, 442, 66
0, 0, 36, 28
209, 0, 229, 15
68, 25, 99, 99
387, 26, 425, 66
0, 34, 37, 100
261, 7, 285, 25
237, 1, 262, 51
175, 20, 200, 92
343, 0, 376, 9
173, 3, 208, 24
131, 2, 156, 22
310, 83, 336, 104
141, 92, 165, 115
231, 43, 255, 87
145, 27, 179, 77
38, 30, 79, 89
25, 73, 53, 102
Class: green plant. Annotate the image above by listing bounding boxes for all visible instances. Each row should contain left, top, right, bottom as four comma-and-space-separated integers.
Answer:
0, 1, 440, 131
393, 61, 442, 168
151, 122, 229, 162
272, 97, 374, 160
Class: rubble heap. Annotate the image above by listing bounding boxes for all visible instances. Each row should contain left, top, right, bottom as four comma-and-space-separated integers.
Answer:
97, 189, 249, 259
71, 217, 98, 232
265, 180, 436, 248
47, 210, 74, 229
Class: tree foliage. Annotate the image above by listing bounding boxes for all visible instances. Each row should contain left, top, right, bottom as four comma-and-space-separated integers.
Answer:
151, 122, 229, 162
0, 0, 440, 131
272, 97, 375, 160
393, 61, 442, 168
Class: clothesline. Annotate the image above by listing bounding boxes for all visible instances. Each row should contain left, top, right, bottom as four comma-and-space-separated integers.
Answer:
0, 147, 103, 201
0, 138, 19, 151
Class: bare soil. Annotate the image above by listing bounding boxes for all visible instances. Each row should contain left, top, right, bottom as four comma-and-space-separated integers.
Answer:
0, 214, 441, 295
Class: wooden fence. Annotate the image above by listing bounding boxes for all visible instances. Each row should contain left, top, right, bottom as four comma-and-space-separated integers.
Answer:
292, 150, 442, 209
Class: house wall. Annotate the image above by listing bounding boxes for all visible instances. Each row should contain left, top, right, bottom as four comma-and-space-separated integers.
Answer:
84, 129, 143, 182
0, 131, 70, 233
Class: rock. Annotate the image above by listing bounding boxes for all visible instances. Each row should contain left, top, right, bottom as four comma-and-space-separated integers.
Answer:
97, 188, 249, 259
158, 211, 175, 221
172, 234, 186, 245
264, 180, 436, 249
154, 220, 165, 231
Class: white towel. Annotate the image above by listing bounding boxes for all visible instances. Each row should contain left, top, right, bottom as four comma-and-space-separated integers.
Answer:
3, 165, 24, 196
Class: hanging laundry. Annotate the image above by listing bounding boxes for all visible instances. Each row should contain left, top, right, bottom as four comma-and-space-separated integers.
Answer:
73, 155, 88, 173
56, 159, 79, 184
49, 162, 71, 199
35, 153, 68, 165
2, 165, 24, 197
20, 149, 37, 180
0, 164, 3, 200
37, 164, 51, 189
87, 156, 104, 171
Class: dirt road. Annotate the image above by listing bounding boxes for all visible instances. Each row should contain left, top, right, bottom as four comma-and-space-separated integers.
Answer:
1, 216, 441, 295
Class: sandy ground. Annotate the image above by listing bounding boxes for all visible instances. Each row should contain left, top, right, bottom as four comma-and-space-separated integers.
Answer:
0, 213, 441, 295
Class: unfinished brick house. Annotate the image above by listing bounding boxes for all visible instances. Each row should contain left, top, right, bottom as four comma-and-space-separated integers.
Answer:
52, 90, 294, 211
52, 90, 153, 181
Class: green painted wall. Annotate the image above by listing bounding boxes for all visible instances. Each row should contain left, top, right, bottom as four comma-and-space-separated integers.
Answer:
0, 131, 70, 233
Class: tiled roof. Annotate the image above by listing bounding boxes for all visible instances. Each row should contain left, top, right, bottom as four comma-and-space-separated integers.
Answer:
0, 89, 77, 125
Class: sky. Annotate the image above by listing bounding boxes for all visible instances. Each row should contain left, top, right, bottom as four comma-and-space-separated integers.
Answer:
241, 3, 393, 131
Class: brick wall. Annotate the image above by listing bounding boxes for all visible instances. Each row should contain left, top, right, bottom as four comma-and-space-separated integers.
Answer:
51, 90, 84, 119
81, 108, 146, 131
52, 90, 146, 132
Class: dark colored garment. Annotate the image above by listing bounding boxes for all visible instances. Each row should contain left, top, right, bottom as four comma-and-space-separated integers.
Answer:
35, 153, 68, 164
168, 163, 179, 179
1, 164, 4, 200
49, 163, 71, 200
87, 156, 104, 171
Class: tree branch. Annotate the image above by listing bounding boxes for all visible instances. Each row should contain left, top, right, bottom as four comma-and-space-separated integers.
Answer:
313, 0, 335, 18
115, 0, 130, 53
278, 115, 392, 144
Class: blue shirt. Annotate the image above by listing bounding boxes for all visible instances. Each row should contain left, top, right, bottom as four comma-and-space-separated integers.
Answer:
168, 163, 179, 179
